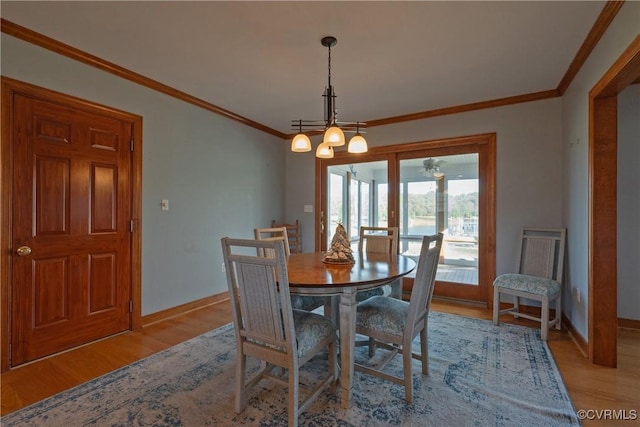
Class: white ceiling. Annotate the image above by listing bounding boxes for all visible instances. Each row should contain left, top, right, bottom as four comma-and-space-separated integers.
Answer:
1, 1, 606, 136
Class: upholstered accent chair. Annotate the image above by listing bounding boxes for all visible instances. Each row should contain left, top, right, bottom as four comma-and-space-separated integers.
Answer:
254, 226, 325, 311
221, 237, 338, 427
492, 227, 567, 341
354, 233, 443, 403
356, 226, 401, 301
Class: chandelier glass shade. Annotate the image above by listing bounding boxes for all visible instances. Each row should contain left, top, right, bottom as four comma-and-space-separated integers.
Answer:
348, 133, 367, 153
291, 36, 367, 159
315, 142, 334, 158
323, 125, 345, 146
291, 126, 312, 152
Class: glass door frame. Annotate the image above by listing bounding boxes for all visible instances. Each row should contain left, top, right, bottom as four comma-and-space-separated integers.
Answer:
316, 133, 496, 305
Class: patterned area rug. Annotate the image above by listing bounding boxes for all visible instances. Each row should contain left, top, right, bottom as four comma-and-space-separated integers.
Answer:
2, 312, 580, 426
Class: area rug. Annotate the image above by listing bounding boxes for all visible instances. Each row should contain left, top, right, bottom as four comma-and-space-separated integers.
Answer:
2, 312, 580, 426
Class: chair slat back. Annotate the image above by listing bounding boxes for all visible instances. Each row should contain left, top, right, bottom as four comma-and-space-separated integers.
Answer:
358, 226, 399, 254
255, 227, 291, 258
222, 238, 295, 352
516, 228, 566, 283
407, 234, 443, 331
272, 219, 302, 254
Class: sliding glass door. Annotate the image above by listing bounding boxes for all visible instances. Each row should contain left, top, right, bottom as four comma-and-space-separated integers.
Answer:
317, 134, 495, 304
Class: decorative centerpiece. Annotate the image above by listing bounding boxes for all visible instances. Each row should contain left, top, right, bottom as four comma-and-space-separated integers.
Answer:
323, 223, 355, 264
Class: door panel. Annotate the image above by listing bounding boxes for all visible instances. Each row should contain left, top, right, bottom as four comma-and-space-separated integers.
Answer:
35, 156, 70, 235
11, 94, 132, 366
91, 164, 118, 232
33, 257, 69, 327
89, 253, 117, 312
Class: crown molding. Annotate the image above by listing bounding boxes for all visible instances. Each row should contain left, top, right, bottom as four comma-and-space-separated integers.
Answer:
365, 90, 561, 128
556, 1, 625, 95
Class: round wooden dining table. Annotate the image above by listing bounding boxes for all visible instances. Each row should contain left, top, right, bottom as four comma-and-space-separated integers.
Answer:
286, 251, 416, 409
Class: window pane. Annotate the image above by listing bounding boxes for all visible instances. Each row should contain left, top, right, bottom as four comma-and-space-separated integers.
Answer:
361, 181, 370, 228
328, 173, 344, 247
349, 179, 359, 239
377, 183, 388, 227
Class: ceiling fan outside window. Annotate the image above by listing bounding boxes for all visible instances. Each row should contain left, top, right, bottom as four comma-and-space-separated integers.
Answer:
423, 158, 445, 178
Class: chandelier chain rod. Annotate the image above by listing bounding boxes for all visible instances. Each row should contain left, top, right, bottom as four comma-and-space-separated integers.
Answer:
327, 42, 332, 90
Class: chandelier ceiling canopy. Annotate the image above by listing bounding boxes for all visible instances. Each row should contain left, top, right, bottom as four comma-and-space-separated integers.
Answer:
291, 36, 367, 159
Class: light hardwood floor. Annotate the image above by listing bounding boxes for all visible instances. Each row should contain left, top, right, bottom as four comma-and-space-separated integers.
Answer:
1, 298, 638, 426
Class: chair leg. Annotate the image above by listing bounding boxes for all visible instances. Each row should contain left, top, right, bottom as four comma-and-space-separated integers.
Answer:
420, 326, 429, 375
403, 346, 414, 403
368, 338, 377, 357
235, 352, 247, 413
555, 295, 562, 330
288, 364, 299, 427
541, 298, 550, 341
329, 340, 338, 393
513, 295, 520, 318
492, 286, 500, 325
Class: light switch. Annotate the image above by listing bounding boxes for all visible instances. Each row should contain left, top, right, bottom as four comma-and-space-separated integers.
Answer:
161, 199, 169, 211
304, 204, 313, 213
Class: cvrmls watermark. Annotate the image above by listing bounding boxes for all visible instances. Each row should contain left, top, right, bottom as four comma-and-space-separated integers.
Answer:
577, 409, 637, 421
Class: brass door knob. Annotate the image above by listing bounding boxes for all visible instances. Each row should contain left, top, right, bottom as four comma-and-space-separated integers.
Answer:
16, 246, 32, 256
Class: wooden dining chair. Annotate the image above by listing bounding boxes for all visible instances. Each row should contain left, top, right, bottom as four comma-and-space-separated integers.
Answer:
357, 226, 401, 300
254, 226, 291, 257
354, 233, 443, 403
272, 219, 302, 254
493, 227, 567, 341
221, 237, 338, 426
254, 226, 325, 312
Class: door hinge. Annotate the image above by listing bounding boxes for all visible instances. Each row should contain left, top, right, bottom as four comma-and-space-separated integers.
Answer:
129, 300, 133, 313
130, 136, 134, 152
130, 220, 134, 232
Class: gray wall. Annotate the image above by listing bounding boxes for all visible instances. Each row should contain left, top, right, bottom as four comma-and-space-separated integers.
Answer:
561, 1, 640, 336
618, 85, 640, 321
2, 34, 286, 316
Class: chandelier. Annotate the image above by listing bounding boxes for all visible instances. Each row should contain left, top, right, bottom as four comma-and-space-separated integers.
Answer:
291, 36, 367, 159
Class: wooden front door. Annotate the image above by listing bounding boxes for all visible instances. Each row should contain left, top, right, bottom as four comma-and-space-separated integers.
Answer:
10, 92, 133, 366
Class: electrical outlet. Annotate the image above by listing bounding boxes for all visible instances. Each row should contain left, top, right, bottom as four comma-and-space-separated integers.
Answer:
221, 262, 225, 273
575, 288, 581, 303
